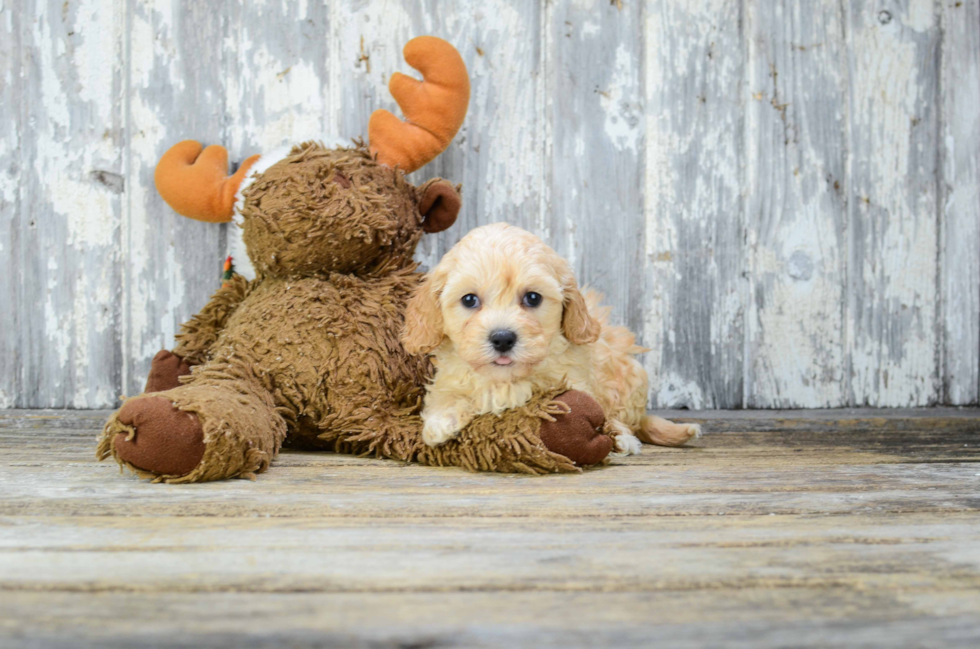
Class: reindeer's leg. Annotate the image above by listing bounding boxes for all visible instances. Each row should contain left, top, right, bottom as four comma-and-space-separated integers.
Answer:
172, 274, 253, 365
139, 275, 253, 394
315, 388, 610, 474
143, 350, 194, 393
417, 389, 614, 473
539, 391, 615, 466
98, 365, 287, 483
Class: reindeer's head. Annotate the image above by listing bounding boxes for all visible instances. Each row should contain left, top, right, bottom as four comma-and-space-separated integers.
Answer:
153, 36, 469, 278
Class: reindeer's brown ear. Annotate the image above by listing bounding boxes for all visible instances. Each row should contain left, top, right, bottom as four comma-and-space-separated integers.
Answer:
562, 285, 601, 345
401, 275, 445, 354
418, 178, 461, 234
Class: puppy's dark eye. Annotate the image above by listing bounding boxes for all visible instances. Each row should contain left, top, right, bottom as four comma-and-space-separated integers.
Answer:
522, 292, 543, 308
461, 294, 481, 309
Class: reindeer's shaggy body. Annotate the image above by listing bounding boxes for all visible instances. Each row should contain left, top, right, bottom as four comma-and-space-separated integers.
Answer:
98, 145, 607, 482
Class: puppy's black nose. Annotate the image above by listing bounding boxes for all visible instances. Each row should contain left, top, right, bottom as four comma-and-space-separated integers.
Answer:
489, 329, 517, 353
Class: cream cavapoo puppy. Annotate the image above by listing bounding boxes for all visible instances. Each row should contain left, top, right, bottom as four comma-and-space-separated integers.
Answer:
401, 223, 701, 454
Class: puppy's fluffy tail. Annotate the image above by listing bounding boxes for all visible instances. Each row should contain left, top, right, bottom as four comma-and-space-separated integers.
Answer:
637, 415, 702, 447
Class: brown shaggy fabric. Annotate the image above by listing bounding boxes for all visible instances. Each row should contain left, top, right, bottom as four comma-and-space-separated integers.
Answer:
97, 142, 609, 483
173, 274, 253, 365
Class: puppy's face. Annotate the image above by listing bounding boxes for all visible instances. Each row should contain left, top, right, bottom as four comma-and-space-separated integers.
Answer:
402, 224, 601, 379
440, 244, 563, 378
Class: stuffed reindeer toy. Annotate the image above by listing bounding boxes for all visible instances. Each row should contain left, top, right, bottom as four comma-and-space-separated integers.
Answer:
97, 37, 614, 483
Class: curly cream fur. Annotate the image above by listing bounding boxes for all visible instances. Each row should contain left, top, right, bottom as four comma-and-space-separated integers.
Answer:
402, 223, 701, 449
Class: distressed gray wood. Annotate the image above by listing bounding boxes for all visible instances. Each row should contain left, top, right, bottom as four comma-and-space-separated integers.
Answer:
13, 0, 124, 408
549, 0, 646, 349
122, 0, 230, 397
416, 0, 548, 268
2, 591, 979, 648
745, 0, 848, 407
644, 0, 745, 408
939, 0, 980, 405
225, 0, 332, 154
1, 0, 979, 409
0, 0, 22, 409
846, 0, 942, 407
1, 408, 980, 646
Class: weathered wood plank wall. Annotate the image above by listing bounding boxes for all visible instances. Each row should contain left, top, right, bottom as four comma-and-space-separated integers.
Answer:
0, 0, 977, 409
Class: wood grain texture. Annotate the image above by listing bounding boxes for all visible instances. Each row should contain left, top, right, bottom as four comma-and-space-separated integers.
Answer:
0, 0, 22, 409
122, 0, 230, 396
745, 0, 847, 408
12, 0, 125, 408
939, 0, 980, 405
845, 0, 942, 407
1, 0, 979, 408
549, 0, 646, 345
2, 591, 979, 648
644, 0, 745, 408
1, 409, 979, 646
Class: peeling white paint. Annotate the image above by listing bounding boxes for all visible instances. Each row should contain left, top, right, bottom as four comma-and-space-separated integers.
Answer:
125, 88, 166, 370
940, 0, 980, 405
4, 0, 977, 409
742, 0, 848, 408
227, 52, 326, 151
847, 1, 939, 406
654, 372, 706, 410
600, 44, 641, 153
905, 0, 935, 32
470, 0, 546, 216
644, 1, 743, 408
53, 177, 116, 248
19, 0, 124, 407
44, 297, 71, 376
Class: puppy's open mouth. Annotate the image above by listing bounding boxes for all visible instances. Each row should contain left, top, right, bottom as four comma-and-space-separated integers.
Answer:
492, 356, 514, 366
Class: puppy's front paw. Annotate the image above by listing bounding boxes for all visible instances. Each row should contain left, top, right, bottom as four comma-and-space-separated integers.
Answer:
607, 421, 643, 457
684, 423, 703, 441
422, 414, 462, 447
613, 432, 643, 457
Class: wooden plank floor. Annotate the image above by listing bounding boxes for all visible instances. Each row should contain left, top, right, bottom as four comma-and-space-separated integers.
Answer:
1, 409, 979, 648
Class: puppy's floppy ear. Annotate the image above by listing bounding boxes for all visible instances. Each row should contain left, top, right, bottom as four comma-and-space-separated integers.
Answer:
417, 178, 461, 234
401, 274, 445, 354
562, 284, 601, 345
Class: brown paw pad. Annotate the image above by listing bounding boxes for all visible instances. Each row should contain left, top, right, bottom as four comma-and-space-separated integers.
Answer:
539, 390, 613, 466
144, 350, 193, 393
114, 396, 205, 477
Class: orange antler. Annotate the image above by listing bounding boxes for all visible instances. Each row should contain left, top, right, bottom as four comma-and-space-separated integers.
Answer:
154, 141, 260, 223
369, 36, 470, 173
